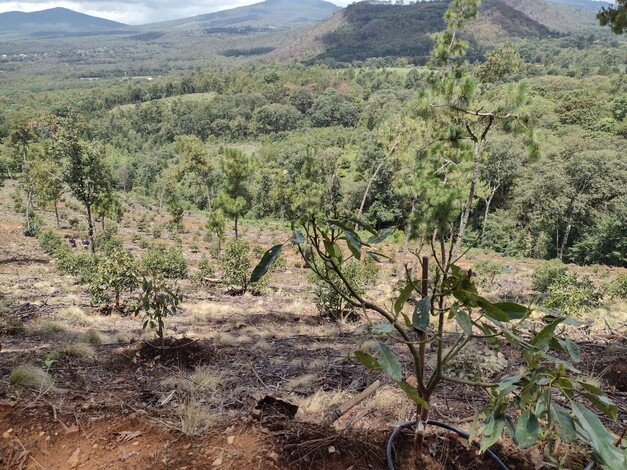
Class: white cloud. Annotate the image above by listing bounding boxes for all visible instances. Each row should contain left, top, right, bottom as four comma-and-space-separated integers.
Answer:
0, 1, 355, 25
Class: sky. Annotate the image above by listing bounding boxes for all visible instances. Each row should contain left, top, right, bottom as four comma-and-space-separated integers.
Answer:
0, 1, 355, 25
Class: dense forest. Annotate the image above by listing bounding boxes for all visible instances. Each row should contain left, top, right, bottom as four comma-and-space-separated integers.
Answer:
1, 19, 624, 266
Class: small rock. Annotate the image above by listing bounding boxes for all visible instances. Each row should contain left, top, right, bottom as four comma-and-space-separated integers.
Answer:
328, 446, 336, 454
251, 409, 262, 420
68, 448, 81, 468
2, 428, 13, 439
227, 436, 235, 445
211, 457, 223, 467
269, 452, 280, 463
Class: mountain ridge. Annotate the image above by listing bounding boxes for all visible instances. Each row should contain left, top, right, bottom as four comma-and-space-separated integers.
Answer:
0, 7, 127, 34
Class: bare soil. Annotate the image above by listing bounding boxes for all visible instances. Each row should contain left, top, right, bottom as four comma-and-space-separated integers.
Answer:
1, 182, 626, 469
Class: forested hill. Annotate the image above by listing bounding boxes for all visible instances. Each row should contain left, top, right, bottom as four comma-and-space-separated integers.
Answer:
0, 7, 127, 35
284, 0, 556, 65
158, 0, 341, 31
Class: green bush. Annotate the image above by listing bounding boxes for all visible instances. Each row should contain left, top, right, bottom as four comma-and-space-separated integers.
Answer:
545, 272, 603, 315
531, 261, 568, 293
219, 238, 267, 294
55, 250, 100, 284
89, 248, 138, 309
607, 274, 627, 300
473, 260, 504, 288
191, 255, 216, 286
309, 258, 378, 322
140, 244, 188, 279
38, 230, 64, 255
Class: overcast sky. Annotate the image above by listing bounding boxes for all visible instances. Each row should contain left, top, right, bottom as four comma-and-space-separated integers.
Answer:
0, 1, 355, 25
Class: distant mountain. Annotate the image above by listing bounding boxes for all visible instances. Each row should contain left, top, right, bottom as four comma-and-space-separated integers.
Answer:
277, 0, 557, 65
161, 0, 341, 31
0, 7, 127, 35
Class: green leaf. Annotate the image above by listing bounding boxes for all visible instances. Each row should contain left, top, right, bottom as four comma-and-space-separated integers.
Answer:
477, 297, 511, 322
394, 282, 415, 315
515, 411, 539, 449
494, 302, 529, 320
292, 231, 305, 245
323, 239, 343, 265
412, 296, 430, 332
550, 404, 576, 443
397, 380, 429, 408
580, 392, 618, 420
342, 230, 363, 260
349, 217, 377, 235
368, 227, 396, 244
371, 323, 395, 335
558, 339, 581, 363
572, 401, 625, 468
354, 351, 381, 372
250, 244, 283, 283
480, 415, 506, 452
376, 342, 402, 381
453, 306, 472, 335
531, 317, 566, 350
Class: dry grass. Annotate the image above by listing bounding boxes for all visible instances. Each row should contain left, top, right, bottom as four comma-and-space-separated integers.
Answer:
54, 306, 95, 327
299, 389, 354, 417
10, 364, 55, 391
27, 319, 69, 337
368, 385, 411, 421
178, 397, 213, 435
56, 342, 97, 359
81, 329, 111, 346
185, 302, 234, 325
285, 373, 319, 391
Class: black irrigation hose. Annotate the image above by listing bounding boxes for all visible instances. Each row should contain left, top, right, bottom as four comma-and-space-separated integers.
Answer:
386, 420, 597, 470
386, 420, 510, 470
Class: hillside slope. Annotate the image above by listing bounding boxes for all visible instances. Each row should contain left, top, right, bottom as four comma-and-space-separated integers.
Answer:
280, 0, 556, 65
158, 0, 340, 31
0, 7, 127, 35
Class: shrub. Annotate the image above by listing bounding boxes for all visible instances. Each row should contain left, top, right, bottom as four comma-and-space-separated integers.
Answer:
10, 364, 55, 390
140, 244, 188, 279
219, 238, 254, 293
89, 248, 138, 309
473, 260, 504, 288
38, 230, 65, 255
191, 255, 215, 286
531, 261, 568, 293
309, 257, 378, 322
607, 274, 627, 300
55, 250, 99, 284
133, 277, 183, 348
545, 272, 603, 315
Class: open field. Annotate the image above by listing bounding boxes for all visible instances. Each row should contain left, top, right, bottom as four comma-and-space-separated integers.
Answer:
1, 180, 626, 469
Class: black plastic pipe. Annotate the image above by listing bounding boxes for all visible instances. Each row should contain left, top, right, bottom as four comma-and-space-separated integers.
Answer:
386, 420, 510, 470
386, 420, 596, 470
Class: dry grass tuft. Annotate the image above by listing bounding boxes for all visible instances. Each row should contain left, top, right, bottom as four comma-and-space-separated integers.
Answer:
215, 332, 240, 346
56, 342, 97, 359
368, 385, 410, 421
81, 329, 110, 346
285, 373, 319, 391
178, 397, 213, 435
55, 306, 94, 326
27, 320, 68, 337
299, 389, 354, 417
10, 364, 55, 391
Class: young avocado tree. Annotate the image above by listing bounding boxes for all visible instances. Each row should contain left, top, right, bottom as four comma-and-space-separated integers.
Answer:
50, 119, 112, 253
213, 147, 253, 238
252, 1, 625, 466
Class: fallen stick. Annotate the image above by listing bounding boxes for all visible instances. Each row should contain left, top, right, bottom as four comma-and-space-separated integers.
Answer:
321, 380, 380, 426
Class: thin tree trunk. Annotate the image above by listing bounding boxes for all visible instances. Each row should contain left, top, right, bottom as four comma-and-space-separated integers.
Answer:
86, 204, 95, 253
480, 186, 498, 241
559, 219, 573, 261
234, 214, 239, 239
453, 139, 483, 260
356, 157, 387, 229
54, 200, 60, 228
